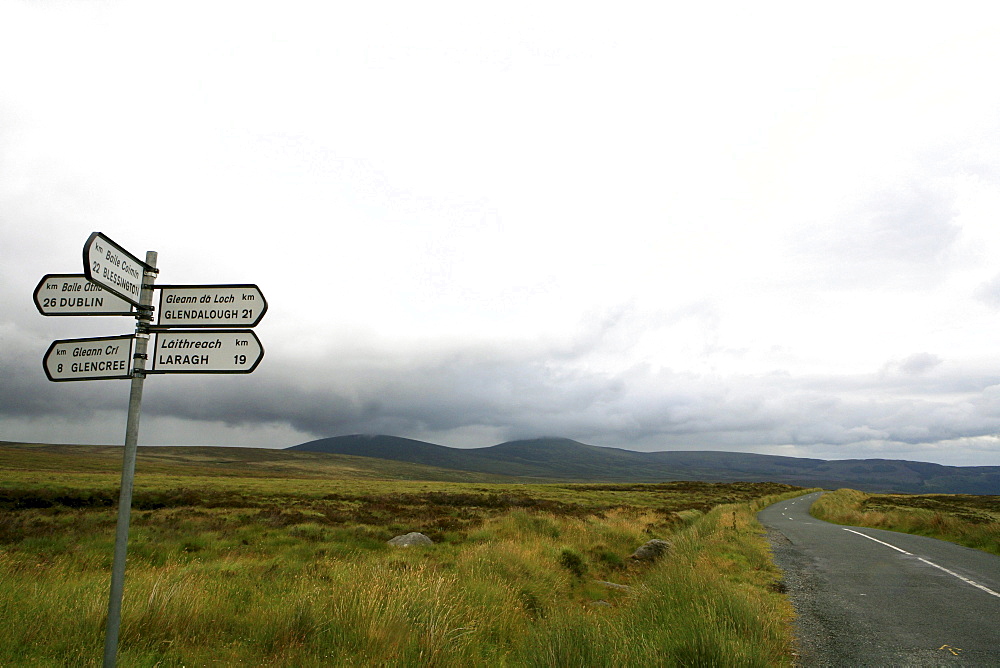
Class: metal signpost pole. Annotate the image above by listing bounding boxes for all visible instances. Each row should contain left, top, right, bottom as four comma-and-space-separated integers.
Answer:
40, 232, 265, 664
102, 251, 157, 668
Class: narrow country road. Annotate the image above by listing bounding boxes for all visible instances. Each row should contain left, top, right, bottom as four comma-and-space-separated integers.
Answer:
758, 492, 1000, 666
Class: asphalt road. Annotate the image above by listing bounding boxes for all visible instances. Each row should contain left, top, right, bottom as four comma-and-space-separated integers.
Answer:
758, 492, 1000, 666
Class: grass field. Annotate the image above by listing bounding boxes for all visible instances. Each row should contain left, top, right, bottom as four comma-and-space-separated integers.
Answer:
810, 488, 1000, 556
1, 442, 815, 666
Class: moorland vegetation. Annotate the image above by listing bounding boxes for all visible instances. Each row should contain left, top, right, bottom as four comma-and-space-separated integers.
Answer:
810, 488, 1000, 556
1, 442, 814, 666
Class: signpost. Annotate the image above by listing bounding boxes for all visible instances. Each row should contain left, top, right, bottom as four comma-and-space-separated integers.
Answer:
36, 232, 266, 667
156, 284, 267, 327
83, 231, 152, 306
34, 274, 135, 316
43, 335, 134, 381
150, 330, 264, 374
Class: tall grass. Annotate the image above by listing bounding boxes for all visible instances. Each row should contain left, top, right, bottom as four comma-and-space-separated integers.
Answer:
811, 488, 1000, 556
1, 480, 811, 666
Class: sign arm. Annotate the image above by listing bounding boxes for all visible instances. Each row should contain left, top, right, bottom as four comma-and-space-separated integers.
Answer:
40, 232, 265, 664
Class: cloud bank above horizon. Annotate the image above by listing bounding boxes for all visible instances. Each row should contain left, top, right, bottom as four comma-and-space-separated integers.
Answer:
3, 3, 1000, 466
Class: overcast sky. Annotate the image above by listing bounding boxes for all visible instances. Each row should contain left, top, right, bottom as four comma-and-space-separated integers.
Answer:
3, 2, 1000, 466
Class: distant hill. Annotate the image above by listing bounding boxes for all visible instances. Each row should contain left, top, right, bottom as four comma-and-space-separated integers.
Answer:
0, 440, 528, 484
290, 435, 1000, 494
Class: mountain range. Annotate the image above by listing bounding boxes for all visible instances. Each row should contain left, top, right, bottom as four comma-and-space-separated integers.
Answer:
289, 435, 1000, 494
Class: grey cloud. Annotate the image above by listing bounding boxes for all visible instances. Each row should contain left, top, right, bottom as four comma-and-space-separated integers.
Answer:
7, 316, 1000, 461
0, 322, 131, 420
880, 352, 943, 377
974, 273, 1000, 309
896, 352, 943, 375
857, 183, 959, 265
136, 342, 620, 442
796, 179, 961, 290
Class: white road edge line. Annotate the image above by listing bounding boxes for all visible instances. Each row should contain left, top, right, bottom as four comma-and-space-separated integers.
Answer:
843, 528, 1000, 599
843, 528, 911, 554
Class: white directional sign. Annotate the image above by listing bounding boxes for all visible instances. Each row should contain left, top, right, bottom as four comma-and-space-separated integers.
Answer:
34, 274, 135, 316
150, 329, 264, 374
43, 335, 134, 382
156, 284, 267, 328
83, 232, 151, 307
41, 232, 270, 665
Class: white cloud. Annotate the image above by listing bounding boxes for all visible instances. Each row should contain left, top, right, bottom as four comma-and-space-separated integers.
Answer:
2, 2, 1000, 467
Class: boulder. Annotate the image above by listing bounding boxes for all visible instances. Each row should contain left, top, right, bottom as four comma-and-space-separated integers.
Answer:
630, 538, 671, 562
387, 532, 433, 548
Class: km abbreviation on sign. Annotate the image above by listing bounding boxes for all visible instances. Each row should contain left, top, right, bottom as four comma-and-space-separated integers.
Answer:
155, 284, 267, 328
43, 335, 135, 382
149, 329, 264, 374
83, 232, 153, 307
34, 274, 135, 316
37, 232, 268, 667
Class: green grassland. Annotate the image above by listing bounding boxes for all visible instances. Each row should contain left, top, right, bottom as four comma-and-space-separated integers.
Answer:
2, 442, 814, 666
810, 488, 1000, 556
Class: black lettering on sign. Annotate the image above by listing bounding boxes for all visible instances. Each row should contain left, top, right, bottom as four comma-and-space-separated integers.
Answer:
158, 354, 210, 365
